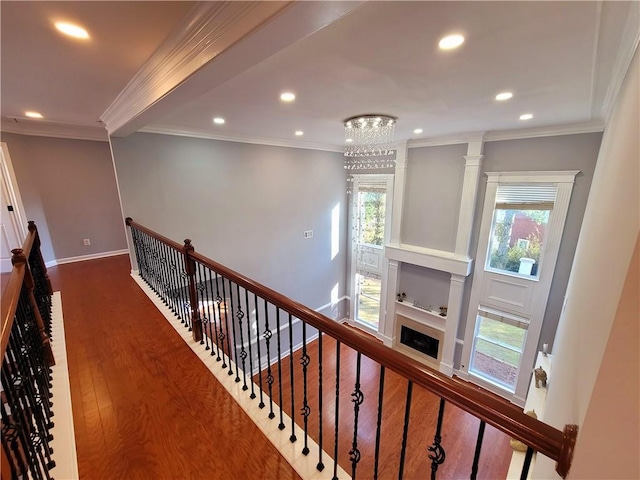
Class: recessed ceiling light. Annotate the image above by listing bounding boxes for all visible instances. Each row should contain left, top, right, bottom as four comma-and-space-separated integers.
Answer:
414, 128, 423, 134
25, 111, 44, 119
280, 92, 296, 102
439, 34, 465, 50
495, 92, 513, 101
295, 131, 304, 136
54, 22, 89, 39
213, 117, 225, 124
519, 113, 534, 121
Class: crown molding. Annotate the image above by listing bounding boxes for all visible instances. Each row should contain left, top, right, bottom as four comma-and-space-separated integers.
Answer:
407, 121, 604, 149
101, 2, 293, 136
138, 126, 343, 153
1, 119, 108, 142
601, 4, 640, 122
102, 1, 365, 137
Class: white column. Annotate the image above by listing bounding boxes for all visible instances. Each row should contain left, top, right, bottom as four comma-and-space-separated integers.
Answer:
440, 274, 465, 375
382, 260, 400, 346
440, 140, 484, 376
382, 142, 408, 347
455, 144, 484, 256
389, 142, 408, 245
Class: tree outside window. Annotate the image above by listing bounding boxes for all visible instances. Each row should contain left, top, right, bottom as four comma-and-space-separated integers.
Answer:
488, 208, 549, 275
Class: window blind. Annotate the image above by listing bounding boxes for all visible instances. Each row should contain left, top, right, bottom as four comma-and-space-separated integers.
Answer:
495, 184, 557, 210
478, 306, 530, 329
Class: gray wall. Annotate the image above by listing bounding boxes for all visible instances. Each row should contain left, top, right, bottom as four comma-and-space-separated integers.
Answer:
111, 132, 348, 312
1, 132, 127, 263
402, 143, 467, 251
457, 132, 603, 362
398, 263, 450, 311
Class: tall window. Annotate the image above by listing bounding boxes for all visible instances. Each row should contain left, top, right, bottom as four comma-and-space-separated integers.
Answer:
461, 172, 577, 403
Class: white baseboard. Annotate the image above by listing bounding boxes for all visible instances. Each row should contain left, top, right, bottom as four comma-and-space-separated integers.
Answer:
46, 249, 128, 267
49, 291, 79, 479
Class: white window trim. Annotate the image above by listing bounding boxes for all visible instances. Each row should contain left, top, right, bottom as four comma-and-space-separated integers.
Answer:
348, 174, 395, 338
460, 170, 578, 405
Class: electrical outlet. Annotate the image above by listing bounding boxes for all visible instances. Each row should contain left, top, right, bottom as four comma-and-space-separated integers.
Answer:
83, 238, 91, 246
303, 230, 313, 239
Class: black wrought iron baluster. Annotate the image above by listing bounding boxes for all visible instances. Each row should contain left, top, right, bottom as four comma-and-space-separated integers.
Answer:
235, 284, 248, 390
228, 282, 241, 383
253, 293, 265, 408
195, 264, 209, 349
219, 274, 234, 376
163, 244, 177, 315
300, 321, 310, 454
349, 352, 363, 479
2, 349, 46, 480
169, 248, 184, 323
275, 308, 285, 430
151, 237, 162, 295
288, 312, 296, 443
148, 236, 159, 294
244, 288, 256, 399
470, 420, 486, 480
140, 232, 153, 290
398, 380, 413, 480
520, 447, 534, 480
2, 348, 38, 479
0, 383, 29, 479
203, 267, 220, 358
263, 300, 275, 419
428, 398, 447, 480
16, 290, 54, 427
180, 254, 192, 331
137, 230, 149, 284
212, 271, 226, 365
155, 240, 167, 305
317, 331, 324, 472
373, 365, 386, 480
162, 244, 175, 312
176, 248, 189, 325
332, 341, 341, 480
8, 307, 53, 478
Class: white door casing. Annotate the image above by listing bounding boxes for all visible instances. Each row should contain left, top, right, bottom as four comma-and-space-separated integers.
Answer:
0, 143, 28, 272
460, 171, 578, 404
349, 174, 394, 337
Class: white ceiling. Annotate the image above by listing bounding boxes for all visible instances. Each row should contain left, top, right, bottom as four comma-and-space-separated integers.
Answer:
1, 1, 638, 147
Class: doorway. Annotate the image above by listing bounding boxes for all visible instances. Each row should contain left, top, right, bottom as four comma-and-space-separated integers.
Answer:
1, 143, 28, 272
350, 175, 394, 333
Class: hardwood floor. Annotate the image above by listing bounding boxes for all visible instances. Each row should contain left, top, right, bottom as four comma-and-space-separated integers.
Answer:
48, 255, 300, 480
49, 254, 512, 480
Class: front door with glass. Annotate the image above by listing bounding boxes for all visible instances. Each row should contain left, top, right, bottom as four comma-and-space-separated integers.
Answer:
350, 175, 393, 332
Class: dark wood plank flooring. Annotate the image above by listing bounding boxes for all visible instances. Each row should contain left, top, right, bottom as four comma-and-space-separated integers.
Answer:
48, 255, 300, 480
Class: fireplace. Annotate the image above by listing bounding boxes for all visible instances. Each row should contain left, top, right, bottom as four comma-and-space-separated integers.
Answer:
400, 325, 439, 360
395, 314, 443, 367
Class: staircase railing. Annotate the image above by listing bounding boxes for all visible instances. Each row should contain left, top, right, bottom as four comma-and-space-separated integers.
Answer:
1, 222, 56, 480
126, 217, 578, 479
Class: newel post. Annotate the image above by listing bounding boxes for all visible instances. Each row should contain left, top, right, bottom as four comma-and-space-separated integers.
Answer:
11, 248, 55, 367
27, 221, 53, 295
555, 424, 579, 478
183, 239, 203, 343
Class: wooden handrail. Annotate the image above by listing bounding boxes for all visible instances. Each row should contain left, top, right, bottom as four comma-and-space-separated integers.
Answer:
125, 217, 183, 251
1, 227, 36, 358
126, 217, 578, 476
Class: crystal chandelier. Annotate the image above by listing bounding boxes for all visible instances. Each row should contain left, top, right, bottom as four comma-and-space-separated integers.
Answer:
344, 115, 397, 171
